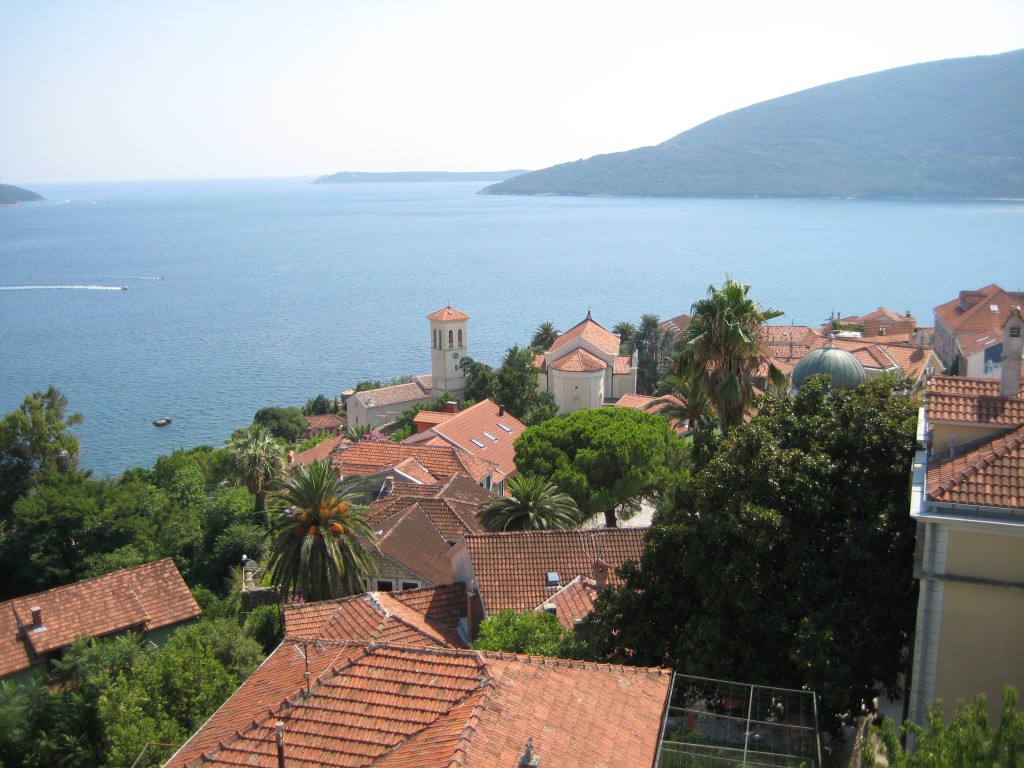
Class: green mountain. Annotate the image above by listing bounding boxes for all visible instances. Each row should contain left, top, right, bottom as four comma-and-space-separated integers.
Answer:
314, 170, 527, 184
0, 184, 44, 205
480, 50, 1024, 199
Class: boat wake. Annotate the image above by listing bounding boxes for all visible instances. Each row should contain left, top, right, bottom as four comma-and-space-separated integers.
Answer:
0, 285, 128, 291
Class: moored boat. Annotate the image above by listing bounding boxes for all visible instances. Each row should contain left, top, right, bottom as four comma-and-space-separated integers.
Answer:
153, 417, 171, 427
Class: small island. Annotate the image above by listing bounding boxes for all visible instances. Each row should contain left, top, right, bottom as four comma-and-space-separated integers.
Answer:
313, 170, 527, 184
0, 183, 44, 206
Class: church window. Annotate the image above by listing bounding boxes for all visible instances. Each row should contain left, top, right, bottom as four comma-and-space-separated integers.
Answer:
458, 329, 463, 347
449, 330, 453, 348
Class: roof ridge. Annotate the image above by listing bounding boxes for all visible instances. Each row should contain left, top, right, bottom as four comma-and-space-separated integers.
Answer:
445, 675, 496, 768
475, 648, 671, 676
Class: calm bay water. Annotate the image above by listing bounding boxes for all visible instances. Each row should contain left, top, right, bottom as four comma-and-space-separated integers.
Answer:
1, 177, 1022, 476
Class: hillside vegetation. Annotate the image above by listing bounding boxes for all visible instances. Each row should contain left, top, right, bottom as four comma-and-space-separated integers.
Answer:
0, 183, 43, 204
480, 49, 1024, 199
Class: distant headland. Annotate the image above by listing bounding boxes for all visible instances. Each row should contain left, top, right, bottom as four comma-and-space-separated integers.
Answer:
313, 170, 528, 184
0, 184, 44, 206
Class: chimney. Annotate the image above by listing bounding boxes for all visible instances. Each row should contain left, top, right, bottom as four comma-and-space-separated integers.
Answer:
518, 737, 541, 767
466, 587, 483, 640
592, 560, 610, 589
444, 400, 458, 414
498, 404, 505, 417
1001, 307, 1023, 398
287, 450, 295, 464
31, 607, 42, 627
275, 721, 285, 768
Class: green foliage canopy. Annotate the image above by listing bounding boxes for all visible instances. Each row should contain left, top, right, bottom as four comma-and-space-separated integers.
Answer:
253, 406, 308, 443
476, 473, 581, 531
514, 407, 687, 527
471, 610, 594, 660
587, 378, 918, 731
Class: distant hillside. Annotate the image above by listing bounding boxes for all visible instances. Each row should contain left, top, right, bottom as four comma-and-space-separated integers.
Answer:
481, 50, 1024, 199
314, 170, 527, 184
0, 184, 44, 205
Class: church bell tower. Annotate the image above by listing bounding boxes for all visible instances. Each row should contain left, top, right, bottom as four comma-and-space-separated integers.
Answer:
428, 306, 469, 399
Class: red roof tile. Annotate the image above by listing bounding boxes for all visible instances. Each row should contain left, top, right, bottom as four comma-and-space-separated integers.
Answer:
169, 643, 670, 768
404, 399, 525, 484
291, 435, 350, 465
549, 348, 606, 372
536, 576, 600, 630
349, 377, 433, 409
427, 306, 471, 321
614, 355, 634, 374
549, 313, 621, 356
925, 375, 1024, 426
334, 442, 498, 485
934, 285, 1024, 345
306, 414, 343, 430
927, 424, 1024, 510
0, 559, 199, 678
460, 528, 647, 615
283, 586, 467, 649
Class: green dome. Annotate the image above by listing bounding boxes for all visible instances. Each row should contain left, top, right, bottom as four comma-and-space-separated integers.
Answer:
792, 345, 868, 390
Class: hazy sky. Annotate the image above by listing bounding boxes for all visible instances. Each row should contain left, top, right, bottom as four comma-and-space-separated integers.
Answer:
2, 0, 1022, 184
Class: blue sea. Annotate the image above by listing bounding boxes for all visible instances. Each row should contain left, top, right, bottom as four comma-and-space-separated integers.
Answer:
1, 177, 1022, 476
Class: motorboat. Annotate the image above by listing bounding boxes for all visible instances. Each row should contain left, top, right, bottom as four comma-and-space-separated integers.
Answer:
153, 417, 171, 427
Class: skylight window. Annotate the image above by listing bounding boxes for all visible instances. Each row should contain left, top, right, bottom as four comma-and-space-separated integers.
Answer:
470, 438, 485, 448
546, 571, 560, 587
498, 423, 513, 433
483, 431, 497, 441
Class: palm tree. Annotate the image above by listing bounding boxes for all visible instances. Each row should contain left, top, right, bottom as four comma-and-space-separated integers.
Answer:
656, 357, 720, 467
477, 474, 581, 532
613, 321, 638, 355
679, 278, 784, 432
530, 321, 559, 351
267, 461, 378, 602
231, 424, 285, 514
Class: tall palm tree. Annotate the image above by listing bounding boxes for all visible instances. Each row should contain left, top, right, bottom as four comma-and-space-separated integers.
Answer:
613, 320, 638, 354
267, 461, 378, 602
530, 321, 559, 351
231, 424, 285, 514
679, 278, 784, 432
477, 474, 581, 532
656, 357, 720, 467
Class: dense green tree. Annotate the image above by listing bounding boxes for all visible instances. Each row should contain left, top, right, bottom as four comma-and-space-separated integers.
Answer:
494, 345, 557, 425
530, 321, 559, 351
868, 686, 1024, 768
0, 386, 83, 519
253, 406, 308, 443
267, 461, 379, 601
678, 278, 784, 431
515, 408, 687, 527
471, 610, 594, 660
476, 474, 581, 531
634, 314, 673, 394
460, 355, 498, 403
302, 394, 338, 416
587, 378, 918, 731
230, 424, 285, 514
243, 605, 285, 654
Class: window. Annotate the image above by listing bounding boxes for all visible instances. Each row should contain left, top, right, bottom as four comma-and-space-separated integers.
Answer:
458, 329, 463, 347
483, 431, 497, 441
376, 579, 394, 592
498, 423, 513, 433
448, 330, 453, 348
1012, 327, 1021, 338
546, 571, 560, 588
471, 437, 485, 448
401, 581, 420, 591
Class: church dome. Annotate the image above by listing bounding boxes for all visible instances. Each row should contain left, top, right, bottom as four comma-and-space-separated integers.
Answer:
791, 344, 868, 390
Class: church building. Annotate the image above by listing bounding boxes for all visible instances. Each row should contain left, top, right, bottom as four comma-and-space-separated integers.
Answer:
535, 311, 638, 414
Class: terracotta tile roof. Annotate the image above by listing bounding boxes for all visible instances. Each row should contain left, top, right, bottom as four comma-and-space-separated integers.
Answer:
283, 586, 467, 649
461, 528, 647, 615
367, 476, 495, 525
0, 559, 199, 678
291, 435, 350, 465
549, 347, 606, 373
536, 576, 600, 630
661, 313, 691, 340
305, 414, 343, 430
614, 393, 687, 434
404, 399, 525, 484
857, 306, 906, 323
333, 442, 498, 485
549, 313, 621, 356
427, 306, 471, 322
614, 354, 634, 374
412, 410, 454, 429
925, 375, 1024, 427
349, 376, 432, 409
927, 424, 1024, 510
934, 285, 1024, 346
169, 642, 670, 768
